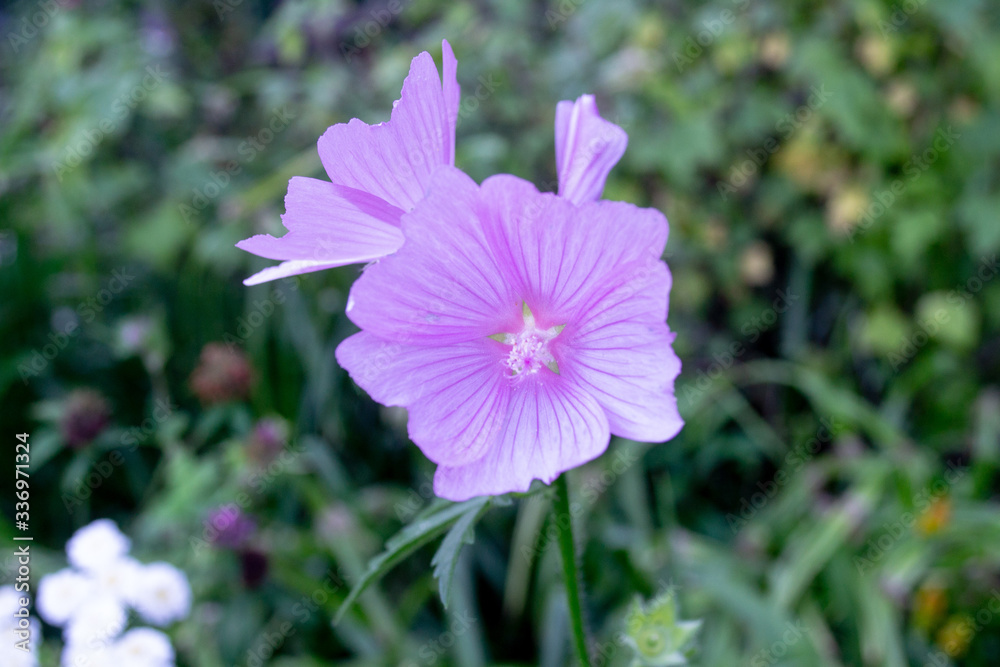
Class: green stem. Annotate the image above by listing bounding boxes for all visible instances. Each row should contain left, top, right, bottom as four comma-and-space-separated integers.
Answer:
553, 473, 592, 667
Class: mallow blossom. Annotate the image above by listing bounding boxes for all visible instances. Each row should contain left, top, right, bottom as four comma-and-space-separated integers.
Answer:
235, 40, 679, 500
336, 167, 682, 500
236, 40, 460, 285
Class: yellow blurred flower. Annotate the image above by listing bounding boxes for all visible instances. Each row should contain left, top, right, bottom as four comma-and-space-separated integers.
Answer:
913, 583, 948, 631
916, 497, 951, 536
774, 136, 824, 192
713, 37, 755, 75
949, 96, 979, 124
739, 241, 774, 286
759, 32, 790, 68
885, 80, 918, 117
704, 218, 728, 251
855, 34, 894, 77
635, 13, 666, 50
826, 185, 869, 235
937, 615, 974, 657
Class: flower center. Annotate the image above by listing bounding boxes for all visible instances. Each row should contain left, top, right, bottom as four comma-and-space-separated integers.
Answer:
489, 302, 564, 378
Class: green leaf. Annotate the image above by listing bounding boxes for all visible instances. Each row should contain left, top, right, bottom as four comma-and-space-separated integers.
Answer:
431, 496, 492, 609
334, 496, 491, 624
28, 429, 63, 472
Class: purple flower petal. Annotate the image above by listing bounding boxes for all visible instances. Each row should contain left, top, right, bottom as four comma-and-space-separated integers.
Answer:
432, 376, 610, 500
442, 39, 460, 163
572, 318, 684, 442
336, 332, 509, 467
236, 177, 405, 286
238, 41, 458, 284
317, 44, 458, 212
346, 168, 521, 345
239, 259, 354, 286
555, 94, 628, 205
477, 176, 668, 324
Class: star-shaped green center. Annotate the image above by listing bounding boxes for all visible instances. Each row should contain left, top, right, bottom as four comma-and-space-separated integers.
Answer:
488, 302, 565, 378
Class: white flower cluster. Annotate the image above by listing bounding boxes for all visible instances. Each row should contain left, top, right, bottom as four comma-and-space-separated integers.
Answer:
37, 519, 191, 667
0, 586, 39, 667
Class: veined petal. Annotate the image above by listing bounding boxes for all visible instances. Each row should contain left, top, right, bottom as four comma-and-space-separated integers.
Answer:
236, 177, 405, 286
336, 332, 509, 466
238, 43, 459, 284
318, 47, 456, 211
572, 319, 683, 442
442, 39, 460, 164
555, 94, 628, 205
479, 176, 668, 326
346, 167, 520, 345
474, 176, 679, 442
433, 374, 610, 501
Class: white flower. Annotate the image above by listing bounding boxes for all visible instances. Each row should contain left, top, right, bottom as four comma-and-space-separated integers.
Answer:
44, 521, 189, 665
0, 639, 38, 667
113, 628, 175, 667
0, 585, 25, 621
0, 586, 37, 667
61, 640, 114, 667
133, 563, 191, 626
37, 569, 96, 627
91, 556, 143, 608
66, 519, 131, 574
63, 594, 127, 649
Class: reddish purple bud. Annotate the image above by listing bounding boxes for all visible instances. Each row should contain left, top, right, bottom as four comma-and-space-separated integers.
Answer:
60, 389, 112, 448
206, 506, 257, 549
247, 418, 288, 465
189, 343, 254, 405
240, 549, 269, 589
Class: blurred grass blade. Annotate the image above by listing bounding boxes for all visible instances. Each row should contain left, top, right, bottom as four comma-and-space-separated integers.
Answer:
770, 471, 883, 610
503, 494, 551, 617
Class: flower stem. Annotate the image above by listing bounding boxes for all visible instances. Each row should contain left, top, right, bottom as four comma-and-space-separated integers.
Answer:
553, 473, 592, 667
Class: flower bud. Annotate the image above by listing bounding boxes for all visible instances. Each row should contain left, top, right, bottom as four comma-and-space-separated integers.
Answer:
206, 506, 257, 549
60, 389, 112, 448
189, 343, 254, 404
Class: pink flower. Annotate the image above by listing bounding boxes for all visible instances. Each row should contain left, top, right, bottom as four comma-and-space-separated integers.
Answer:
236, 40, 460, 286
554, 94, 628, 205
335, 167, 682, 501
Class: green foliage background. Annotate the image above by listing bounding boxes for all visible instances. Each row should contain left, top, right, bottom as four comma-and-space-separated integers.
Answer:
2, 0, 999, 664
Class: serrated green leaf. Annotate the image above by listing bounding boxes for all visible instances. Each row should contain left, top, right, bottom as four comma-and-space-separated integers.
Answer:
334, 496, 490, 624
431, 496, 491, 609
